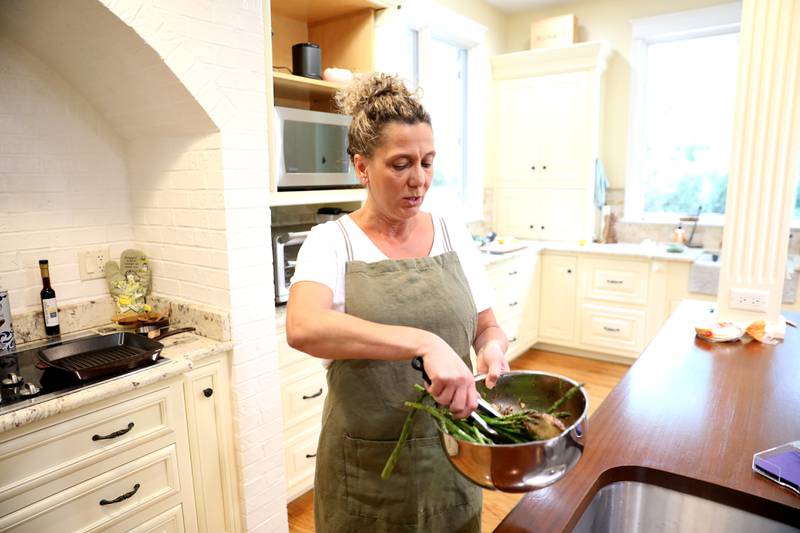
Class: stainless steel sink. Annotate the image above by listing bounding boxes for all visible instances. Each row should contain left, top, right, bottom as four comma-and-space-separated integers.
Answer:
696, 250, 722, 266
572, 481, 799, 532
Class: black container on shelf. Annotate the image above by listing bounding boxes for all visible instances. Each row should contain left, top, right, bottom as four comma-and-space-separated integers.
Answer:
292, 43, 322, 80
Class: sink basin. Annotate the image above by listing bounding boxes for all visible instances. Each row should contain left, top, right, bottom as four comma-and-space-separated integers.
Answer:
572, 481, 799, 532
695, 250, 722, 266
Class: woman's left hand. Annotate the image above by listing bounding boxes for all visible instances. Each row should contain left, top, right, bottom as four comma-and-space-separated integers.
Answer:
476, 339, 509, 389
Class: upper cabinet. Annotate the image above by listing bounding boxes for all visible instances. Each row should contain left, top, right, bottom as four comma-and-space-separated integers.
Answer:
268, 0, 393, 112
491, 43, 613, 242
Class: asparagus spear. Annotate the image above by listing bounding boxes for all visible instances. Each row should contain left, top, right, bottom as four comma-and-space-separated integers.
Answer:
381, 390, 428, 480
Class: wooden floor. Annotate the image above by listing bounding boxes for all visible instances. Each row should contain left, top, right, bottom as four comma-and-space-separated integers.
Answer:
286, 349, 630, 533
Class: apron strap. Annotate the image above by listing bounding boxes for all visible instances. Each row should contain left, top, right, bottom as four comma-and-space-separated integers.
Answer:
439, 216, 454, 253
336, 219, 354, 262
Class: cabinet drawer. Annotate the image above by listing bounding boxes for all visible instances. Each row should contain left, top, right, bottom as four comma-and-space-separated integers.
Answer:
492, 282, 526, 324
580, 258, 650, 305
0, 444, 181, 533
284, 423, 321, 501
0, 384, 180, 510
487, 255, 533, 287
579, 303, 646, 354
126, 505, 185, 533
277, 332, 313, 368
281, 370, 327, 430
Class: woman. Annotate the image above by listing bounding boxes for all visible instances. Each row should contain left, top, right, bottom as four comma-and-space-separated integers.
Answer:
287, 73, 509, 532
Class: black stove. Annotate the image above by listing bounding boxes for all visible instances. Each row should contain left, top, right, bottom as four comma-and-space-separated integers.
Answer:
0, 331, 170, 416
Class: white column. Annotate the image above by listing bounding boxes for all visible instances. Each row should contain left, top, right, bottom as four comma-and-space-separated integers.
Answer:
717, 0, 800, 326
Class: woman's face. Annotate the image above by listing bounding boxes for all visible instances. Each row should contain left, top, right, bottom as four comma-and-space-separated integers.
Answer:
355, 121, 435, 221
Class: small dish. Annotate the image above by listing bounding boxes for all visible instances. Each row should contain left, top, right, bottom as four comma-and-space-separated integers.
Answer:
695, 321, 744, 342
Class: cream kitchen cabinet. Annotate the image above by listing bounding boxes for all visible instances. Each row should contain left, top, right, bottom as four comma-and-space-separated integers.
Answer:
277, 331, 327, 501
0, 381, 198, 532
538, 254, 578, 343
485, 249, 540, 360
496, 188, 592, 242
182, 355, 240, 533
491, 42, 612, 242
496, 73, 592, 190
537, 253, 655, 360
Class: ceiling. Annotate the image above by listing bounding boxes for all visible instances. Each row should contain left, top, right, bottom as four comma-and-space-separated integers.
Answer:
483, 0, 574, 13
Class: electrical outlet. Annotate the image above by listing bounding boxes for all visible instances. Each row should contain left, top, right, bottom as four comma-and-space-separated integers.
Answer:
729, 288, 769, 312
78, 247, 110, 280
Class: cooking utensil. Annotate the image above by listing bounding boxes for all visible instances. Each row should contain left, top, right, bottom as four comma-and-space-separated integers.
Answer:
411, 356, 502, 437
37, 327, 195, 381
438, 370, 587, 492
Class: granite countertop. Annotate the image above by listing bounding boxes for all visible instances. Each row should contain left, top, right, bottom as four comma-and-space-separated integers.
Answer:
0, 332, 233, 434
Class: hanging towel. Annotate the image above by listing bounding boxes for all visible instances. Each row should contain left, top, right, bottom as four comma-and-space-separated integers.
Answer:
594, 158, 609, 208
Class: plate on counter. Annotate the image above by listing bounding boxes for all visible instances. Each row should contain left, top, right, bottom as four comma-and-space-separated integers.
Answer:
694, 321, 745, 342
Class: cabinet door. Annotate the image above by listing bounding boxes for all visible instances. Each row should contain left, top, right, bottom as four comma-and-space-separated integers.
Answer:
496, 73, 592, 190
536, 188, 592, 241
535, 72, 592, 189
496, 188, 592, 241
184, 358, 239, 533
497, 78, 547, 188
539, 255, 577, 342
496, 188, 539, 238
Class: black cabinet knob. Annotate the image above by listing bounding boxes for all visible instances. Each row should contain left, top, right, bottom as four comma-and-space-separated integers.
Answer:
567, 269, 572, 274
531, 165, 536, 170
203, 388, 214, 398
540, 225, 545, 230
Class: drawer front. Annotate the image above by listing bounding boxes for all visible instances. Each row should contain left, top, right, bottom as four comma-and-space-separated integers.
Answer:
277, 332, 311, 369
126, 505, 185, 533
487, 255, 534, 287
492, 282, 526, 324
0, 384, 180, 508
579, 303, 646, 354
281, 370, 327, 430
581, 258, 650, 305
0, 445, 181, 533
284, 423, 321, 501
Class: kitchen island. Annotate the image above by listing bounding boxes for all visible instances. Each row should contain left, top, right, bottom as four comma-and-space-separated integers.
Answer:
497, 300, 800, 531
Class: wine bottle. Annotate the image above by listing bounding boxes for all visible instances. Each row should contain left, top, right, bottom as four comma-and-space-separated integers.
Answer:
39, 259, 60, 336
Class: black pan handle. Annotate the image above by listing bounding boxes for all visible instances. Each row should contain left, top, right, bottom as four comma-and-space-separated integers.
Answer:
92, 422, 134, 441
151, 327, 196, 341
99, 483, 140, 506
412, 356, 431, 385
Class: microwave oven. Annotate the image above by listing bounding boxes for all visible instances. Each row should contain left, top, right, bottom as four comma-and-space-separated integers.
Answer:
274, 106, 359, 190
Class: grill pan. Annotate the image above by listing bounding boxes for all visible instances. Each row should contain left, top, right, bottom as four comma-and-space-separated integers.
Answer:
38, 328, 194, 381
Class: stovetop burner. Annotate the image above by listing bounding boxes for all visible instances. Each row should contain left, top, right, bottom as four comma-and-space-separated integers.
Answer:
0, 332, 170, 416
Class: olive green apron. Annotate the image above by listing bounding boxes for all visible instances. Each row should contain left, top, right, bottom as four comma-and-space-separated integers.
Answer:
313, 217, 482, 533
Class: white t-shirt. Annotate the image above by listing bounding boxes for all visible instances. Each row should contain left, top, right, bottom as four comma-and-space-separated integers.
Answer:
290, 213, 491, 314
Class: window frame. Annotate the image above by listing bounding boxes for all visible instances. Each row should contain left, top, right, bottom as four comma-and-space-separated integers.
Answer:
374, 1, 489, 222
624, 2, 742, 224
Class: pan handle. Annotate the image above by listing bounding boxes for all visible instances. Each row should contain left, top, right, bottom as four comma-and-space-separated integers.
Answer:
151, 327, 196, 341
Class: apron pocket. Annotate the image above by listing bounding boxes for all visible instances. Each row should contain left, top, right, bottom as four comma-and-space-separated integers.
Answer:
343, 434, 480, 526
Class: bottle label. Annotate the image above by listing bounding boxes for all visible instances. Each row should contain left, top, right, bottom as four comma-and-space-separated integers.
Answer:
42, 297, 59, 327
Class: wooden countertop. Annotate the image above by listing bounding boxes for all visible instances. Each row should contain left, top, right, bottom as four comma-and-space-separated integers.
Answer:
497, 301, 800, 531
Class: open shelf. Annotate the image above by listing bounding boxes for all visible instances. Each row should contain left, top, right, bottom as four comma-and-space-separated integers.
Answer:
269, 188, 367, 207
270, 0, 394, 24
272, 71, 345, 100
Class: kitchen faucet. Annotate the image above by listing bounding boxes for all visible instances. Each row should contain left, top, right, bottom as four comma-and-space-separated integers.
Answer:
681, 206, 704, 248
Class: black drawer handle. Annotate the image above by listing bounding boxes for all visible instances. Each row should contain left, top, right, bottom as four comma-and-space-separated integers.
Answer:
302, 388, 323, 400
92, 422, 134, 441
203, 388, 214, 398
305, 453, 317, 458
507, 270, 518, 276
603, 326, 621, 333
508, 301, 519, 307
606, 279, 623, 285
508, 336, 518, 343
99, 483, 140, 506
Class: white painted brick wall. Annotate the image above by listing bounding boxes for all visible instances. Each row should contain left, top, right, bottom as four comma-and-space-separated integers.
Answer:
102, 1, 289, 531
0, 36, 134, 312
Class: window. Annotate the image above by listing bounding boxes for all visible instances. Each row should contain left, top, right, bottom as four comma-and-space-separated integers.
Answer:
374, 1, 487, 220
626, 3, 742, 222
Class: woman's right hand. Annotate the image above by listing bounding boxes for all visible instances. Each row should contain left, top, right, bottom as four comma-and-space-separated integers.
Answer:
421, 335, 477, 419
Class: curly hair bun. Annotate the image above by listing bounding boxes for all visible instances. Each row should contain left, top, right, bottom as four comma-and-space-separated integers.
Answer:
335, 72, 431, 159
